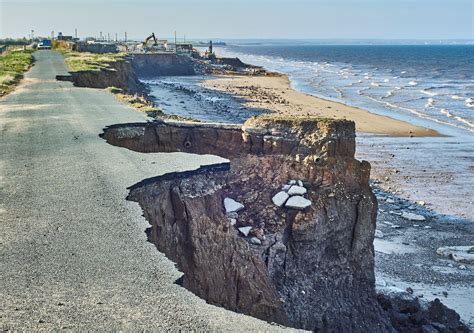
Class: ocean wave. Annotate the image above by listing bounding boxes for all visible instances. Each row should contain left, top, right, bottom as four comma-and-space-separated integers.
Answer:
451, 95, 463, 100
408, 81, 418, 86
363, 95, 474, 132
370, 82, 380, 87
420, 89, 437, 97
466, 98, 473, 103
466, 103, 474, 108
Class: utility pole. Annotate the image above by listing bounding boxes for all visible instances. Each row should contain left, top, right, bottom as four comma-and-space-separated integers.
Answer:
51, 31, 54, 40
107, 33, 110, 42
184, 34, 186, 43
100, 31, 102, 41
124, 32, 127, 42
115, 33, 118, 42
75, 28, 77, 39
174, 31, 177, 53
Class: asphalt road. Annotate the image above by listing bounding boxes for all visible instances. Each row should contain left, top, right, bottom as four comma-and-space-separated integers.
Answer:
0, 51, 292, 331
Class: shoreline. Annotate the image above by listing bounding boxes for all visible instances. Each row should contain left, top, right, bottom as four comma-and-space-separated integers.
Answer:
201, 74, 440, 137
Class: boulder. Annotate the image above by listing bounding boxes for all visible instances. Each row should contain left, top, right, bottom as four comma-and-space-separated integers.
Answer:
285, 196, 311, 210
224, 197, 244, 213
250, 237, 262, 245
436, 246, 474, 264
272, 191, 290, 207
288, 185, 307, 196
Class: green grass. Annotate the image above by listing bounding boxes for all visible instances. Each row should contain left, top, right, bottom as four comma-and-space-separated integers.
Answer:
62, 51, 126, 72
0, 49, 34, 96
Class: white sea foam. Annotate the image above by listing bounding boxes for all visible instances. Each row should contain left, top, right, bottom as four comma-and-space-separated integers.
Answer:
370, 82, 380, 87
408, 81, 418, 86
466, 98, 474, 103
383, 78, 390, 82
440, 109, 452, 118
466, 103, 474, 108
451, 95, 463, 100
425, 98, 435, 108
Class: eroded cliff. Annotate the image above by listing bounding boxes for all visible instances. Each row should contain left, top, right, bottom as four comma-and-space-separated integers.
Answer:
101, 116, 469, 332
102, 116, 388, 331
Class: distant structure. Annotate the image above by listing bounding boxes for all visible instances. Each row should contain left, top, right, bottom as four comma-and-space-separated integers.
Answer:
57, 32, 73, 41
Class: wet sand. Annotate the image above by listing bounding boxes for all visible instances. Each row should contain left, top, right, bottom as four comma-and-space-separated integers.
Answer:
202, 75, 439, 137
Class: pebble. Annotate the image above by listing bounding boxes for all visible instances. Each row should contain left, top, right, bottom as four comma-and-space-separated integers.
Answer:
418, 200, 426, 206
250, 237, 262, 245
285, 196, 312, 210
281, 184, 291, 191
386, 198, 395, 204
238, 226, 252, 237
401, 212, 426, 221
375, 230, 384, 238
288, 185, 307, 196
226, 212, 238, 219
297, 180, 303, 187
272, 191, 289, 207
224, 198, 244, 214
229, 218, 237, 226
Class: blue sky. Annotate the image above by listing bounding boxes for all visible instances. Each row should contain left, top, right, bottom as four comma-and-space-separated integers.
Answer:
0, 0, 472, 40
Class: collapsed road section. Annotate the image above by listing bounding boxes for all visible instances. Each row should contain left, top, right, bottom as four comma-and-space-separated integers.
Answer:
101, 115, 469, 332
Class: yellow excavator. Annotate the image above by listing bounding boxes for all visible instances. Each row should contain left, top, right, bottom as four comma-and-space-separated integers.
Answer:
143, 33, 158, 47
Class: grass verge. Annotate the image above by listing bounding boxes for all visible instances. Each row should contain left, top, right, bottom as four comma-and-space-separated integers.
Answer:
0, 49, 34, 97
62, 51, 126, 72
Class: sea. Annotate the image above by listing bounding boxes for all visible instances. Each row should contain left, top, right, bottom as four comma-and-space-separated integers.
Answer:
214, 41, 474, 134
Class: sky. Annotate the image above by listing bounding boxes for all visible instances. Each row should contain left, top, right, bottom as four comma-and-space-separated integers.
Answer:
0, 0, 473, 40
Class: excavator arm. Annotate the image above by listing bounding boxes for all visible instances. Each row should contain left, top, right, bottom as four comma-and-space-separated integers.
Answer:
144, 33, 158, 46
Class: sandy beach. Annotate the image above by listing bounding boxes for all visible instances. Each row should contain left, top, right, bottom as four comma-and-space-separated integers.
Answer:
202, 74, 439, 137
146, 72, 473, 327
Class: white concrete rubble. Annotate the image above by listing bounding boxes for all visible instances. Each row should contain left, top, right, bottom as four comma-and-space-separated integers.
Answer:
288, 185, 307, 196
285, 196, 312, 210
238, 226, 252, 237
224, 198, 244, 214
272, 191, 290, 207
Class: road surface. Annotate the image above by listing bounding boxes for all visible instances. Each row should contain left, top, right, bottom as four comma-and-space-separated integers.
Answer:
0, 51, 292, 331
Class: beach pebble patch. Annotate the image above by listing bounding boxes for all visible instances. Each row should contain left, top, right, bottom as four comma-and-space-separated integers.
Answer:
401, 212, 426, 221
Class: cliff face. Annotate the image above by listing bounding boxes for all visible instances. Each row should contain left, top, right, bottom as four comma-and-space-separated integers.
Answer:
56, 58, 145, 94
103, 116, 393, 331
131, 54, 196, 77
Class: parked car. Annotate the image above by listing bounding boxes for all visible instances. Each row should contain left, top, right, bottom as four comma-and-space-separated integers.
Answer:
37, 40, 52, 50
